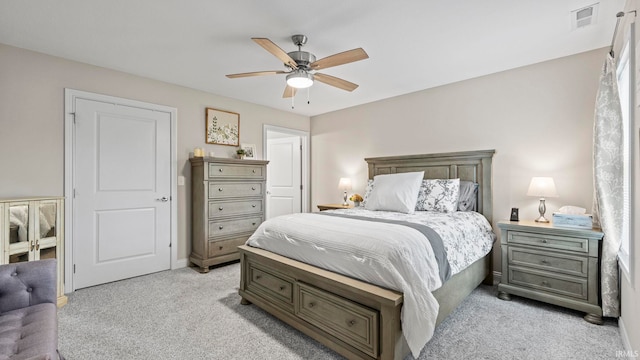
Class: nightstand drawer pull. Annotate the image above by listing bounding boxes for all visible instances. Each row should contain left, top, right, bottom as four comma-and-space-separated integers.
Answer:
540, 259, 548, 265
348, 320, 356, 327
251, 187, 256, 190
218, 188, 223, 192
541, 281, 549, 287
219, 168, 223, 172
218, 207, 224, 211
279, 285, 286, 291
308, 302, 315, 308
252, 169, 256, 173
219, 226, 224, 230
541, 239, 548, 243
252, 204, 256, 208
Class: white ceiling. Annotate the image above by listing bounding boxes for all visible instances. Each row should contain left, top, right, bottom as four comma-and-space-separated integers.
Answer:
0, 1, 626, 117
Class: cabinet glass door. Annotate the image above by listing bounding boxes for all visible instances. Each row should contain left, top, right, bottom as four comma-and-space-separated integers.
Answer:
7, 203, 31, 263
37, 201, 58, 260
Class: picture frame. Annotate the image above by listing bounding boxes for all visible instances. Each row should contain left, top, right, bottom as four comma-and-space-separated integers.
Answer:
241, 143, 257, 159
206, 107, 239, 146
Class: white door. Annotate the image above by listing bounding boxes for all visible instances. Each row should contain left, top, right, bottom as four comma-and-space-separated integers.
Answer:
73, 98, 171, 289
266, 136, 302, 219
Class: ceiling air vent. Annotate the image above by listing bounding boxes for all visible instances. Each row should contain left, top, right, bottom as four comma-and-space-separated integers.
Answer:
571, 3, 599, 29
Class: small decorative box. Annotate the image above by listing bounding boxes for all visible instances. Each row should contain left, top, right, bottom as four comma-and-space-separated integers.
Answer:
552, 213, 593, 229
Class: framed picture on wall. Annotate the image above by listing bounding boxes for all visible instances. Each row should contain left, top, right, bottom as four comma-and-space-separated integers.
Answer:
241, 143, 257, 159
206, 107, 239, 146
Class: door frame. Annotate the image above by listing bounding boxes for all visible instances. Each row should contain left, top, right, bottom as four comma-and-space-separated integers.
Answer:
263, 125, 310, 213
64, 89, 178, 293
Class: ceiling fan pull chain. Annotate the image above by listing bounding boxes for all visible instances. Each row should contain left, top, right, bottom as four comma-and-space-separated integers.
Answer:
307, 88, 310, 105
291, 92, 295, 109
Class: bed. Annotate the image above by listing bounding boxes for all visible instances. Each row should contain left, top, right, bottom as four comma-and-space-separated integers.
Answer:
238, 150, 495, 360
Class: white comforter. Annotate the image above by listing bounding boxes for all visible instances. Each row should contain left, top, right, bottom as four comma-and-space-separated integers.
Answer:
246, 209, 495, 357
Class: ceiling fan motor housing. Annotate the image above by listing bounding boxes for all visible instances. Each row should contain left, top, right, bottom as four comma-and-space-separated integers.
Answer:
287, 51, 316, 69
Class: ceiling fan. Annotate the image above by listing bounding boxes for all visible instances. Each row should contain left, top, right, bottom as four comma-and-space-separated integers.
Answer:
226, 35, 369, 98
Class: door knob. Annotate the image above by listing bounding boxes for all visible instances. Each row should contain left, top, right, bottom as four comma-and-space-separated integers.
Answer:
157, 197, 169, 202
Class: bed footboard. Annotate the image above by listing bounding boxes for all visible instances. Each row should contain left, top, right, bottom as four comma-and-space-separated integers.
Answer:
238, 245, 406, 360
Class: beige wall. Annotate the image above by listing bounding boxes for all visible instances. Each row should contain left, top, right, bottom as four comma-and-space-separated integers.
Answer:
311, 48, 606, 276
0, 43, 310, 262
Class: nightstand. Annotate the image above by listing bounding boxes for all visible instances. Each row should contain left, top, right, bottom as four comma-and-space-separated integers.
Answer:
497, 220, 604, 324
317, 204, 354, 211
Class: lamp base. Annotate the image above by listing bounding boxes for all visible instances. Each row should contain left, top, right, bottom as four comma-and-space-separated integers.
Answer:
535, 198, 549, 223
534, 216, 550, 223
343, 191, 348, 206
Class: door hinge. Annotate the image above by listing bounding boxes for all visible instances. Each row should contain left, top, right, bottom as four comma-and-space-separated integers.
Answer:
73, 188, 77, 198
300, 144, 302, 150
73, 264, 76, 273
169, 242, 172, 248
71, 113, 76, 124
300, 185, 303, 190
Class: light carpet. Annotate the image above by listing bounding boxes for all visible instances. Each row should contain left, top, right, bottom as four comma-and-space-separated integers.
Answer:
58, 263, 623, 359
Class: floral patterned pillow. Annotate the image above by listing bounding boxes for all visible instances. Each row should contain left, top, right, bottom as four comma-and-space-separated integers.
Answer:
360, 179, 374, 207
415, 178, 460, 212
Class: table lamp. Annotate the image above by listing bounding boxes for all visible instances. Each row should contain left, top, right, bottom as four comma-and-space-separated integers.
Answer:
526, 177, 558, 223
338, 178, 352, 206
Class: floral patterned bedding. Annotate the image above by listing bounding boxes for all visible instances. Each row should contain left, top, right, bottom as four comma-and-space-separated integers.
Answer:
328, 208, 495, 275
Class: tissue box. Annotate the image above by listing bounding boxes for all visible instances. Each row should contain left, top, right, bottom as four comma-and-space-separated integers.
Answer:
552, 213, 593, 229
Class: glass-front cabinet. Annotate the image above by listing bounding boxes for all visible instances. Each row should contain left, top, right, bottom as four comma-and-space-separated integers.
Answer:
1, 197, 66, 306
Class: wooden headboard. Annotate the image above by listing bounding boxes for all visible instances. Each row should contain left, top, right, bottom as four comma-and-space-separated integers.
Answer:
365, 149, 495, 222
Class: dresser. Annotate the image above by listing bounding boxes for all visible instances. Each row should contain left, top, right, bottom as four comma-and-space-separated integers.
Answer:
497, 220, 604, 324
190, 158, 269, 273
0, 197, 66, 306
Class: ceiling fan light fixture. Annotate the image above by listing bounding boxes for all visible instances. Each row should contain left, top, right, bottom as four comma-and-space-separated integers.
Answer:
286, 70, 314, 89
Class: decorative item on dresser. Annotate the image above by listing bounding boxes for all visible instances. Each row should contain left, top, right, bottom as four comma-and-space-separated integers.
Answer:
0, 197, 66, 306
497, 220, 604, 324
190, 157, 269, 273
316, 203, 354, 211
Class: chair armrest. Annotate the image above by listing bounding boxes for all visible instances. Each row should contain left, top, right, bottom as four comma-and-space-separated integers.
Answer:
0, 259, 57, 313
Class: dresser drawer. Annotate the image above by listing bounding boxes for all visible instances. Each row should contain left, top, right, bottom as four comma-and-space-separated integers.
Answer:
208, 200, 262, 218
209, 164, 265, 179
296, 283, 379, 358
246, 263, 294, 311
507, 231, 589, 254
509, 247, 588, 277
209, 182, 263, 199
509, 267, 588, 300
209, 216, 262, 237
208, 236, 247, 257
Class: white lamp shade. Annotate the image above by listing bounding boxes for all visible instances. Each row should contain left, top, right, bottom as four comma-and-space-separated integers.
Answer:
338, 177, 352, 190
526, 177, 558, 198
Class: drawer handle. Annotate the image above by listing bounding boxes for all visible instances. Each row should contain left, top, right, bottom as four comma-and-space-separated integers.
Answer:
219, 226, 224, 230
255, 275, 261, 280
541, 281, 549, 287
219, 168, 223, 172
218, 188, 223, 192
279, 285, 285, 291
308, 302, 315, 308
35, 240, 40, 251
218, 207, 224, 211
541, 239, 548, 243
219, 246, 223, 250
347, 320, 356, 327
30, 240, 35, 251
540, 259, 548, 265
252, 222, 256, 226
252, 169, 256, 173
251, 187, 256, 191
252, 204, 256, 208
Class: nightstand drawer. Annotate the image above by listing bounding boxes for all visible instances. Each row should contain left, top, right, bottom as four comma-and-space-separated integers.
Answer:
509, 267, 588, 300
507, 231, 589, 254
509, 247, 588, 277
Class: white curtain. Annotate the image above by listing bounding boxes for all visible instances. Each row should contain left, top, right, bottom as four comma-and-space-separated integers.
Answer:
592, 53, 623, 318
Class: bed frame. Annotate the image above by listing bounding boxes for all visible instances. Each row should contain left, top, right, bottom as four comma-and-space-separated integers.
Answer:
238, 150, 495, 360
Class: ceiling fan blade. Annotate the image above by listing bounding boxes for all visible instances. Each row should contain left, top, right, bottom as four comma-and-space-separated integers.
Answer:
310, 48, 369, 70
252, 38, 298, 69
314, 73, 359, 92
226, 70, 286, 79
282, 85, 297, 98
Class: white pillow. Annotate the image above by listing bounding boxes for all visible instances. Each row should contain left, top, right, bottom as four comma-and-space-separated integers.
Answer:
415, 178, 460, 212
364, 171, 424, 214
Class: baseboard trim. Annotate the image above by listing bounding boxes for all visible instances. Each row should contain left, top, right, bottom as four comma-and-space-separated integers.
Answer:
619, 317, 636, 353
172, 258, 189, 270
493, 271, 502, 285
